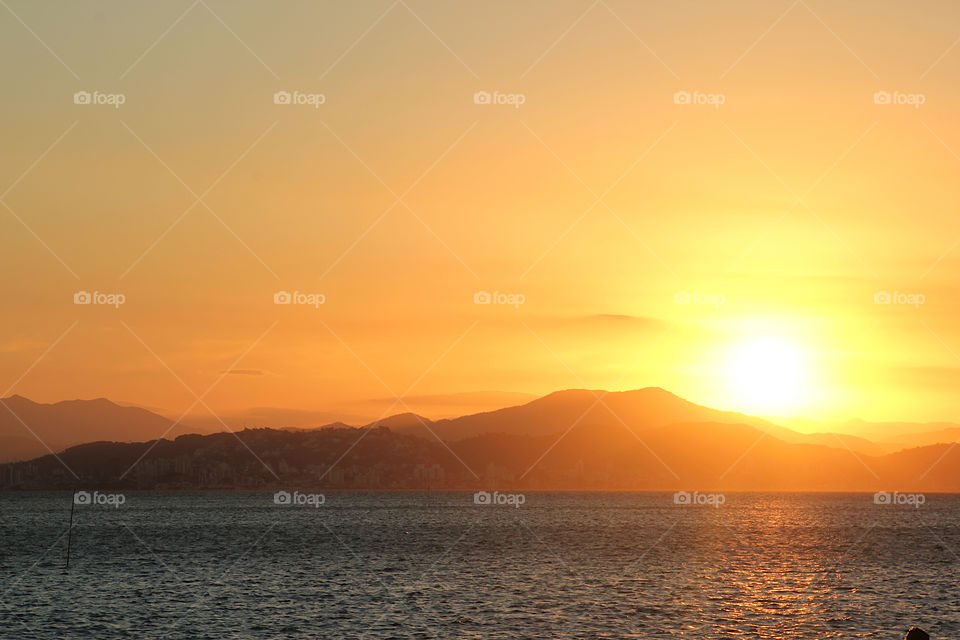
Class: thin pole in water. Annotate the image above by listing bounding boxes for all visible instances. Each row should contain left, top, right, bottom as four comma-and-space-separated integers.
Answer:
65, 490, 76, 571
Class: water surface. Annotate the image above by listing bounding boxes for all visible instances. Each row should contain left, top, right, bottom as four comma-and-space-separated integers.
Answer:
1, 492, 956, 638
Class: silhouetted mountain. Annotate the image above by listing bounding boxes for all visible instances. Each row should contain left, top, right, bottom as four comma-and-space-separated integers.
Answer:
772, 431, 897, 456
181, 391, 539, 431
778, 417, 960, 452
376, 390, 898, 456
6, 418, 960, 492
184, 408, 371, 432
394, 387, 786, 440
5, 388, 960, 491
444, 417, 960, 491
887, 425, 960, 448
0, 395, 193, 463
364, 412, 433, 430
2, 425, 458, 490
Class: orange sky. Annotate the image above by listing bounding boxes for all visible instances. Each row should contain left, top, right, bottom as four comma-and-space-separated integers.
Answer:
2, 0, 960, 425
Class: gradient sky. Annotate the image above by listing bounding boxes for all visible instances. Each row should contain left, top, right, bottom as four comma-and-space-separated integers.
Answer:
2, 0, 960, 424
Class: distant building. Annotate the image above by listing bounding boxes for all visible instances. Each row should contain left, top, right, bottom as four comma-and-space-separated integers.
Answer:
413, 463, 445, 485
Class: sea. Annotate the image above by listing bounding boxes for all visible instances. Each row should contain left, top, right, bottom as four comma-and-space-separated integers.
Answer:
1, 492, 957, 639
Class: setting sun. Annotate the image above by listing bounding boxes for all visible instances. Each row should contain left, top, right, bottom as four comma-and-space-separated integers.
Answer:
3, 1, 960, 637
728, 338, 810, 414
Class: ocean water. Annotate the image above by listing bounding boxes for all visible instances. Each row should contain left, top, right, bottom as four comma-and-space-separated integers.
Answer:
0, 492, 957, 639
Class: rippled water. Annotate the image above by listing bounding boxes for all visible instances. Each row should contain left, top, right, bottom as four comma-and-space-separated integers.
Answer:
1, 492, 957, 639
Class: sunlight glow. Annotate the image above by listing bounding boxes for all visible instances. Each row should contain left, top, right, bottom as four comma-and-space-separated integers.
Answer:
728, 338, 810, 414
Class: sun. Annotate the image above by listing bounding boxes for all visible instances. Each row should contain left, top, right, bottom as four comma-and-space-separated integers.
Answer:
727, 338, 810, 414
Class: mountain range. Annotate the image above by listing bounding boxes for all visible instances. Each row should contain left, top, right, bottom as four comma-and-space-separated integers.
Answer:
0, 395, 198, 464
3, 388, 960, 491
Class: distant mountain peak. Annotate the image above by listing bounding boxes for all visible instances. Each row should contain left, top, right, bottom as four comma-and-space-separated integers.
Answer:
3, 394, 34, 404
537, 387, 683, 401
365, 412, 432, 428
387, 386, 770, 443
0, 394, 186, 464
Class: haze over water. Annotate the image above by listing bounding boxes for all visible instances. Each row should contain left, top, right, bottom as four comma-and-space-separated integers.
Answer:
2, 492, 957, 639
